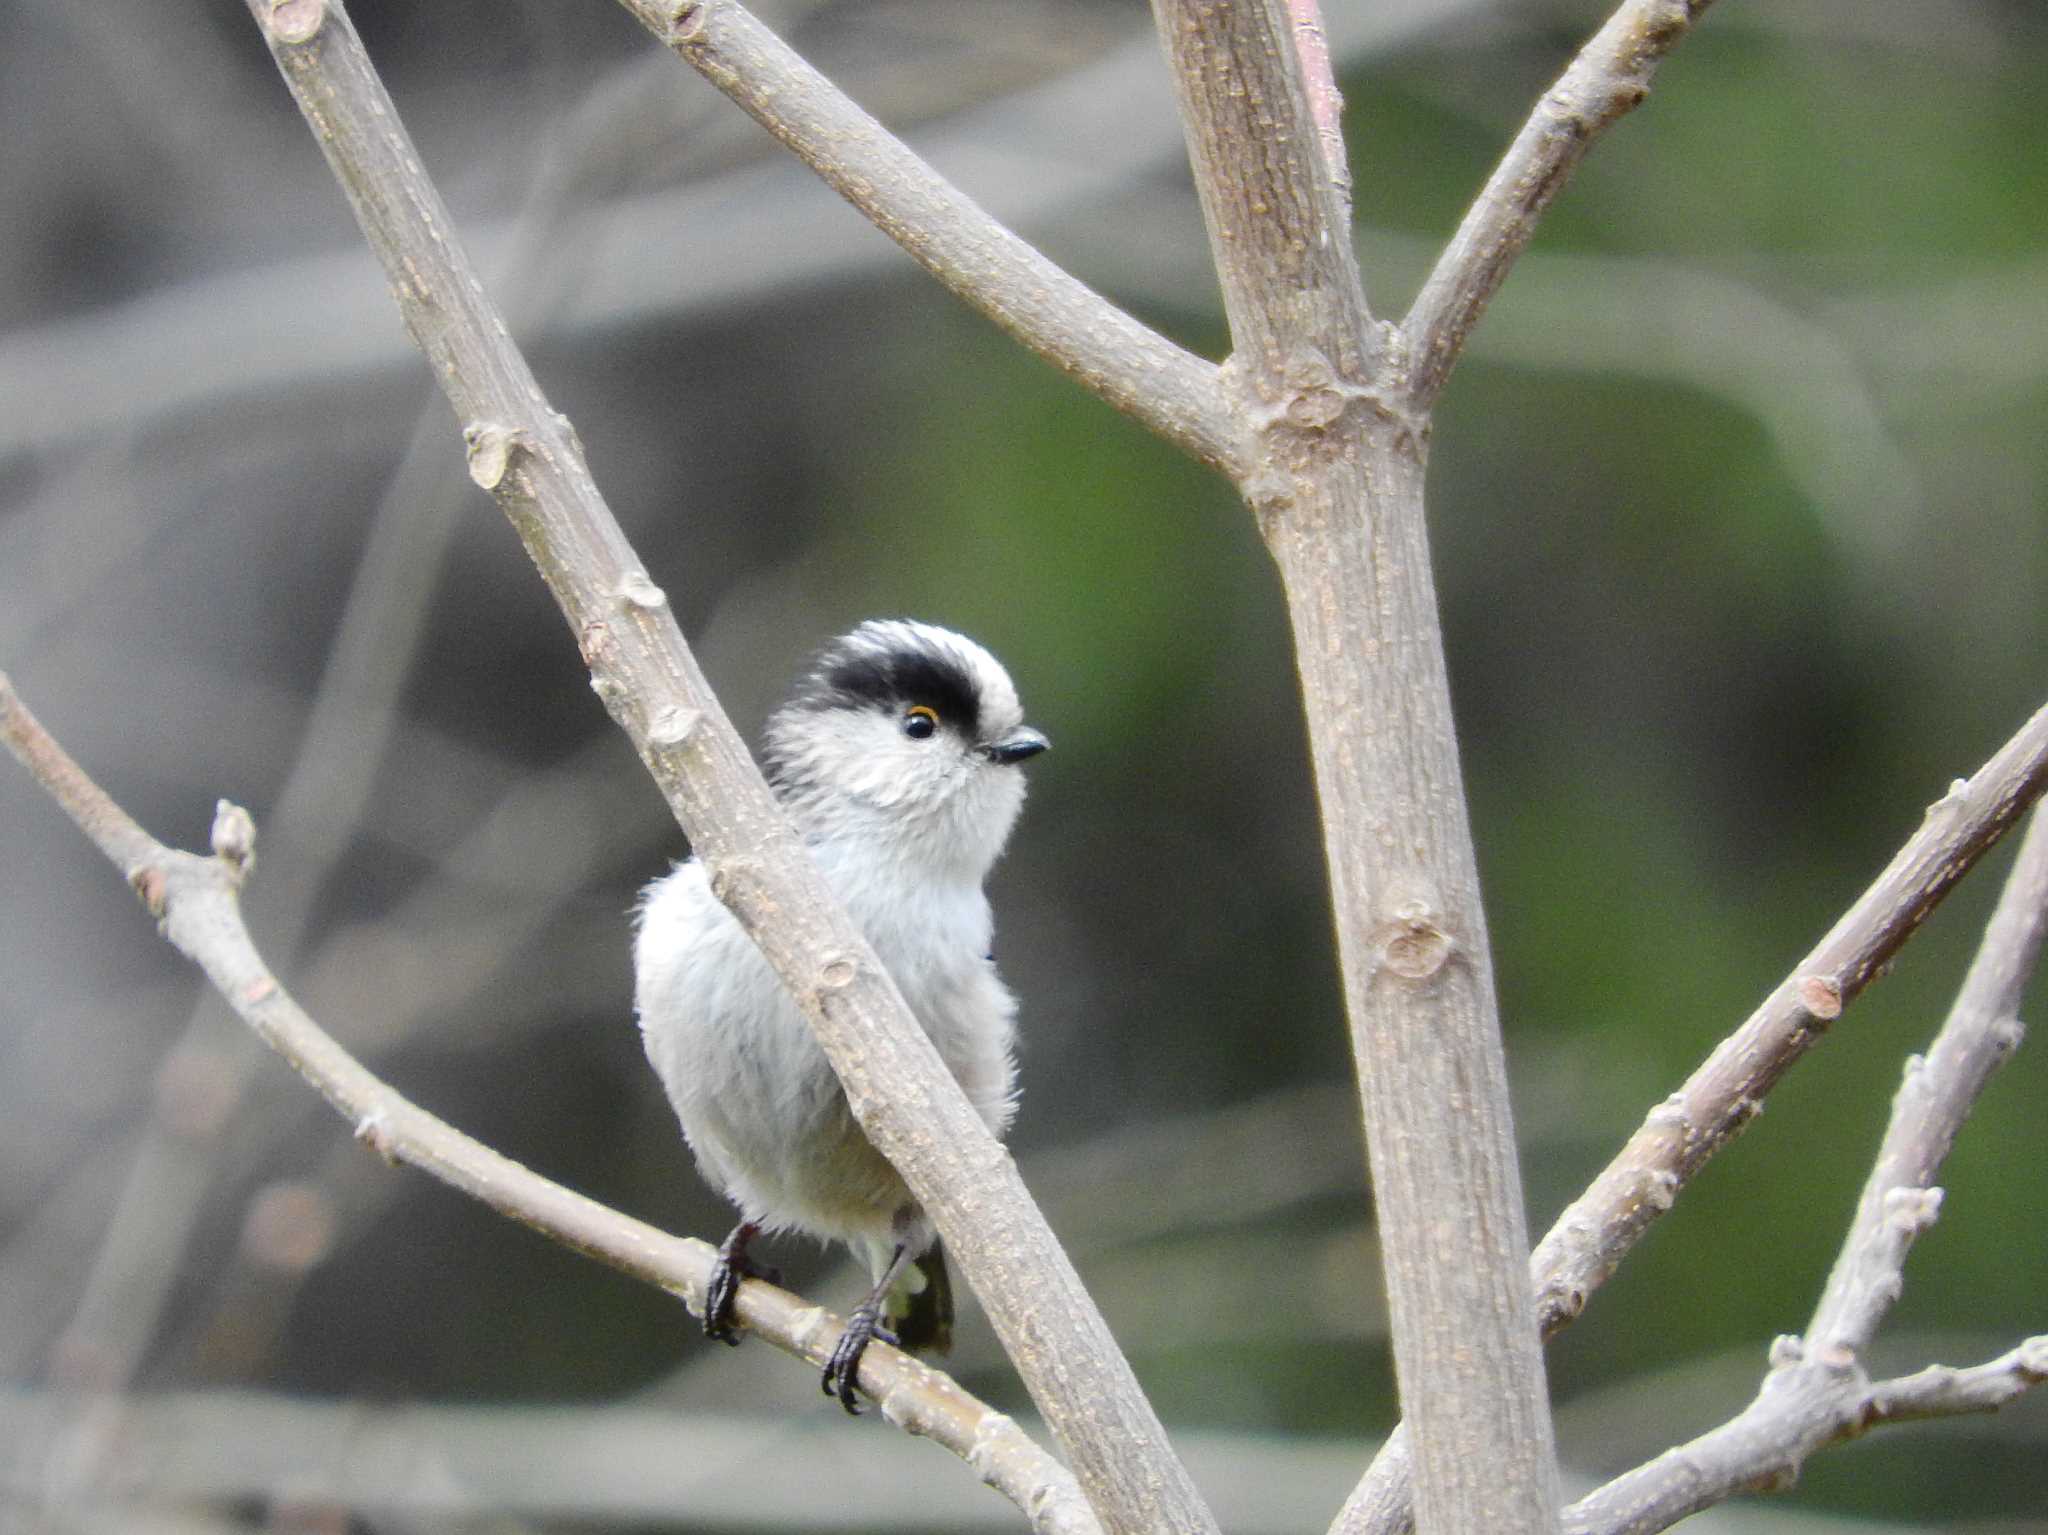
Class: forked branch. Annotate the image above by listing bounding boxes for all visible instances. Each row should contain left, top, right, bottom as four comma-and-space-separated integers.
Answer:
0, 674, 1100, 1535
1808, 803, 2048, 1359
1151, 2, 1558, 1533
610, 0, 1245, 476
1566, 808, 2048, 1535
1565, 1337, 2048, 1535
1338, 697, 2048, 1535
240, 4, 1211, 1532
1532, 702, 2048, 1338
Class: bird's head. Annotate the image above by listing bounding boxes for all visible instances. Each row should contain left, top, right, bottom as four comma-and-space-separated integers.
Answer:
762, 620, 1049, 879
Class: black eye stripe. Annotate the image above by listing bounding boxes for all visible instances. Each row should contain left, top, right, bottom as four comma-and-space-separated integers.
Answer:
800, 639, 983, 738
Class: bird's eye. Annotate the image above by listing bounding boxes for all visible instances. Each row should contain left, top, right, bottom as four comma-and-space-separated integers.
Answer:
902, 705, 939, 740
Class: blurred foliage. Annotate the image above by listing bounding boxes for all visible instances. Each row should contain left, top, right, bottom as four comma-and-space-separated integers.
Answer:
1, 0, 2045, 1530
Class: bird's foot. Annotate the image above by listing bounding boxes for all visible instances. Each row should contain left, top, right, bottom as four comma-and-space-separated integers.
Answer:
821, 1300, 898, 1415
703, 1221, 767, 1346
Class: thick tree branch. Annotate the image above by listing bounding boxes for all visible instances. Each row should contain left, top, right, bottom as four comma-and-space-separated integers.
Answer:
1401, 0, 1717, 408
0, 672, 1100, 1535
1149, 4, 1559, 1535
1149, 0, 1378, 368
611, 0, 1245, 477
1340, 700, 2048, 1535
1280, 0, 1351, 212
237, 6, 1211, 1533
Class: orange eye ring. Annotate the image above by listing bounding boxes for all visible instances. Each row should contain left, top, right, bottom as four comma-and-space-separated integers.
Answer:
902, 705, 939, 740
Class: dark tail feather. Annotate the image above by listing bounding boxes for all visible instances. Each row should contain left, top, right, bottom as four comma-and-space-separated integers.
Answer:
890, 1240, 954, 1355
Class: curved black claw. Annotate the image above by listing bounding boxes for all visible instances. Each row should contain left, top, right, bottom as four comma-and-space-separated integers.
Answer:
821, 1303, 898, 1415
704, 1221, 764, 1346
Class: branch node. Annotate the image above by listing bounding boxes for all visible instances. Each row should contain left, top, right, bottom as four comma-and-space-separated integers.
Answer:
1925, 777, 1971, 821
965, 1406, 1020, 1472
1882, 1184, 1944, 1235
262, 0, 327, 45
615, 571, 669, 612
1242, 347, 1421, 453
1796, 973, 1843, 1020
130, 863, 170, 918
1279, 348, 1353, 433
462, 422, 528, 490
647, 705, 701, 750
815, 953, 861, 994
1991, 1015, 2027, 1057
1641, 1166, 1679, 1213
1768, 1333, 1805, 1370
1374, 899, 1454, 981
210, 799, 259, 884
707, 855, 766, 919
1645, 1091, 1694, 1144
1241, 470, 1298, 545
1754, 1463, 1800, 1495
667, 0, 708, 42
551, 409, 586, 460
354, 1109, 400, 1166
1820, 1344, 1858, 1374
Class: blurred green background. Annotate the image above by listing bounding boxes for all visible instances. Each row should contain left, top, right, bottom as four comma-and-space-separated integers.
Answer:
1, 0, 2043, 1529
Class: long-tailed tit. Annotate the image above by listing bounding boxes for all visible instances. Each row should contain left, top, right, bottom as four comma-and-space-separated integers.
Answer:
634, 619, 1048, 1411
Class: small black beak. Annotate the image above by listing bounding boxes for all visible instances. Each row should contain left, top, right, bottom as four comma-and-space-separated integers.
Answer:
985, 728, 1050, 766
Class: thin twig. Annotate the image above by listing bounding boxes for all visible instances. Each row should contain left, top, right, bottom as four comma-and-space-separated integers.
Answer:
1562, 1337, 2048, 1535
611, 0, 1244, 477
238, 6, 1207, 1532
1531, 705, 2048, 1336
1806, 805, 2048, 1362
1338, 697, 2048, 1535
1860, 1339, 2048, 1425
1558, 807, 2048, 1535
1401, 0, 1717, 408
0, 671, 1100, 1535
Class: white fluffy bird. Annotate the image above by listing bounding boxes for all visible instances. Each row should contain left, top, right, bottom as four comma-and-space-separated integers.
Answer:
634, 620, 1048, 1410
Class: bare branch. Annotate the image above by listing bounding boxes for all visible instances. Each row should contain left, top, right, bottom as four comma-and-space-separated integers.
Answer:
1862, 1338, 2048, 1425
234, 5, 1207, 1531
1339, 697, 2048, 1535
1563, 1337, 2048, 1535
1806, 805, 2048, 1361
1401, 0, 1717, 407
611, 0, 1244, 477
1148, 3, 1559, 1535
0, 677, 156, 877
1532, 705, 2048, 1338
1280, 0, 1351, 212
1557, 804, 2048, 1535
0, 671, 1100, 1535
1149, 0, 1378, 371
